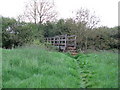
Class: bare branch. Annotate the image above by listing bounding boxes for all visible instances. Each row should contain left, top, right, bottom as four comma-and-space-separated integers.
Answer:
22, 0, 57, 24
75, 8, 100, 29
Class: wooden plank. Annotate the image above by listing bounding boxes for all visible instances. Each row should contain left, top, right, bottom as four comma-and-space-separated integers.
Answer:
48, 39, 65, 41
67, 39, 76, 41
54, 43, 66, 46
67, 44, 76, 46
46, 34, 77, 39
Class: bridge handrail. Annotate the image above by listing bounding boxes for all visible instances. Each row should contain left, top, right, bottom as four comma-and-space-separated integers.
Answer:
45, 34, 77, 50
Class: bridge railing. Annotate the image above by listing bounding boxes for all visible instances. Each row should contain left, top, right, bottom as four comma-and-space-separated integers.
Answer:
45, 34, 77, 50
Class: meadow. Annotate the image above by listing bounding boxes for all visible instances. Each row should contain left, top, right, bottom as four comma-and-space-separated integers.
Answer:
2, 46, 118, 88
0, 48, 2, 88
75, 51, 118, 88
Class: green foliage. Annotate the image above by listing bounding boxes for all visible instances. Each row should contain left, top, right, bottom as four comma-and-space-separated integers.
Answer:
2, 17, 17, 48
2, 17, 44, 48
44, 21, 57, 37
43, 18, 119, 51
2, 16, 119, 50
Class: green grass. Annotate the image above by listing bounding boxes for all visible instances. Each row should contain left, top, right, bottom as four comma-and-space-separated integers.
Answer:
2, 46, 80, 88
0, 48, 2, 88
76, 51, 118, 88
2, 46, 118, 88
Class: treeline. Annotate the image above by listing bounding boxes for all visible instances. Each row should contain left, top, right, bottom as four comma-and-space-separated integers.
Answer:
2, 16, 119, 51
1, 0, 119, 51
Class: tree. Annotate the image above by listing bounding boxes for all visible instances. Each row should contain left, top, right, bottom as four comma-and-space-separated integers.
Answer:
73, 8, 100, 51
2, 17, 17, 48
23, 0, 57, 24
75, 8, 100, 29
2, 17, 44, 49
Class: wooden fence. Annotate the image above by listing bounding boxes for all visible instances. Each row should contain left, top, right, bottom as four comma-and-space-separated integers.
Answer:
45, 34, 77, 51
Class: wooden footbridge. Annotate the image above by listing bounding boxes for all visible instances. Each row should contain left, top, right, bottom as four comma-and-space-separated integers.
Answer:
45, 34, 77, 55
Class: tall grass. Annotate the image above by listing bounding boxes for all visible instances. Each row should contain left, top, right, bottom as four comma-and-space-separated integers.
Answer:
2, 46, 118, 88
2, 46, 80, 88
0, 48, 2, 88
76, 51, 118, 88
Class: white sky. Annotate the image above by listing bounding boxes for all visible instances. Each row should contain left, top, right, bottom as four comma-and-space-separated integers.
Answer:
0, 0, 119, 27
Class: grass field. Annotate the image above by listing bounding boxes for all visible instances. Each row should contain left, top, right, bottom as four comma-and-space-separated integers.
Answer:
2, 46, 118, 88
0, 48, 2, 88
75, 51, 118, 88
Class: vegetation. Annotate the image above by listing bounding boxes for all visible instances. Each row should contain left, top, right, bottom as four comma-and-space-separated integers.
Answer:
2, 46, 118, 88
76, 51, 118, 88
2, 16, 119, 51
0, 48, 2, 88
1, 0, 119, 88
2, 46, 80, 88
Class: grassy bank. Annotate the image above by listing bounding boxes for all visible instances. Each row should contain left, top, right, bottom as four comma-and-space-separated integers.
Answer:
0, 48, 2, 88
2, 46, 80, 88
76, 51, 118, 88
2, 46, 118, 88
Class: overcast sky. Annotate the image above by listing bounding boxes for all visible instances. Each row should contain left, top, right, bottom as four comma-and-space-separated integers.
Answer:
0, 0, 119, 27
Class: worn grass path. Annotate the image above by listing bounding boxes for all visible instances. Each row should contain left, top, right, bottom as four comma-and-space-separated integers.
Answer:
2, 46, 118, 88
73, 51, 118, 88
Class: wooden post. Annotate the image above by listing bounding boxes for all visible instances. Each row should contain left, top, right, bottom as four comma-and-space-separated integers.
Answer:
53, 37, 55, 45
47, 38, 48, 43
49, 37, 51, 44
51, 37, 53, 45
64, 34, 67, 51
58, 36, 60, 46
74, 35, 77, 49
